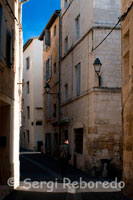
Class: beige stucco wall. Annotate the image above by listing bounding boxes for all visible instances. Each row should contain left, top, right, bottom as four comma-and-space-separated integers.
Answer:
61, 0, 122, 175
22, 38, 44, 150
122, 0, 133, 197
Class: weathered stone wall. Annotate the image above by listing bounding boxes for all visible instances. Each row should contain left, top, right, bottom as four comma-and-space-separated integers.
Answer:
122, 0, 133, 197
43, 16, 60, 155
61, 0, 122, 176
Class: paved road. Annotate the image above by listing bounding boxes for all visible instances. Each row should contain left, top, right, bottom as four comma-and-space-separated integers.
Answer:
4, 152, 130, 200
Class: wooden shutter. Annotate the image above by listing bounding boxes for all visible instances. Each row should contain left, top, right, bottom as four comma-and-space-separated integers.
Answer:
0, 7, 6, 62
49, 55, 52, 79
45, 29, 50, 46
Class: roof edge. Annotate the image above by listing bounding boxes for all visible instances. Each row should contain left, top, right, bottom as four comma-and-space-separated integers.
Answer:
39, 10, 61, 41
23, 37, 38, 51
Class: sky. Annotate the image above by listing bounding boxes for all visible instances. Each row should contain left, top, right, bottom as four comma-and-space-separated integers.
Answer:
22, 0, 60, 44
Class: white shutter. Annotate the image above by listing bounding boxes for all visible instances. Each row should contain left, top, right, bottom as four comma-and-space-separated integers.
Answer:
49, 55, 52, 79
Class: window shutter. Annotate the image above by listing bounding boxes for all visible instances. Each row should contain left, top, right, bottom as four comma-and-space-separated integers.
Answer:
78, 16, 80, 38
0, 7, 6, 62
47, 94, 50, 120
45, 29, 50, 46
11, 26, 14, 65
77, 63, 81, 96
45, 61, 48, 81
49, 55, 52, 79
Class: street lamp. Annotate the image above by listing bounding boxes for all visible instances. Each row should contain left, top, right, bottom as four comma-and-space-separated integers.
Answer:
44, 82, 59, 95
93, 58, 102, 87
44, 83, 51, 94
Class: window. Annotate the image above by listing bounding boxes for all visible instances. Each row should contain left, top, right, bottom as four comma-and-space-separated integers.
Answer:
64, 0, 68, 8
123, 52, 129, 85
75, 63, 81, 96
45, 29, 50, 46
64, 36, 68, 54
23, 116, 25, 126
47, 94, 50, 120
64, 130, 68, 140
26, 81, 30, 94
74, 128, 83, 154
36, 121, 42, 126
26, 57, 30, 70
54, 62, 56, 74
53, 104, 57, 117
27, 106, 30, 119
45, 56, 52, 81
54, 25, 56, 36
0, 4, 6, 62
64, 84, 68, 101
75, 15, 80, 40
27, 130, 30, 143
23, 132, 25, 142
6, 29, 12, 67
22, 98, 24, 106
22, 79, 24, 88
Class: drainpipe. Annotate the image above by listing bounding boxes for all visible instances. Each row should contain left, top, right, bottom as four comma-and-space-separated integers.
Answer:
58, 13, 62, 145
18, 0, 29, 124
55, 11, 62, 145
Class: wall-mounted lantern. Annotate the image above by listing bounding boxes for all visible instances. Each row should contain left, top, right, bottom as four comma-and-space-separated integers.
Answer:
93, 58, 102, 87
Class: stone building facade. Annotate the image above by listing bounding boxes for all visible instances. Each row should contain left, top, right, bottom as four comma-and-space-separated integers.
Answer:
121, 0, 133, 197
21, 37, 44, 151
39, 10, 61, 156
60, 0, 122, 175
0, 0, 24, 187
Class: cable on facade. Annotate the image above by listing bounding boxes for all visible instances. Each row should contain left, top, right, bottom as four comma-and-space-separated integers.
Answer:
5, 0, 18, 23
92, 2, 133, 51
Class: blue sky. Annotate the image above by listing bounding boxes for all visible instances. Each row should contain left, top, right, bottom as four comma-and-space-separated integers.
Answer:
22, 0, 60, 44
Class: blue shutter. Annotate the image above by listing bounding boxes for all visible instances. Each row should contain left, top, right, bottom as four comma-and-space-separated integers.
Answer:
49, 55, 52, 79
47, 94, 50, 120
11, 26, 14, 65
45, 61, 48, 81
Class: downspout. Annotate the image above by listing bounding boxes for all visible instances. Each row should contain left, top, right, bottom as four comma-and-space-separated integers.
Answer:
58, 13, 62, 145
18, 0, 29, 124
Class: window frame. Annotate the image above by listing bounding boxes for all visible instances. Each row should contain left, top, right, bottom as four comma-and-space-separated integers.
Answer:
26, 57, 30, 70
75, 14, 80, 40
64, 36, 68, 54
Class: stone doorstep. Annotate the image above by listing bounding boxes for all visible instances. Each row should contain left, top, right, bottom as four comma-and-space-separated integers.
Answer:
0, 185, 12, 200
18, 182, 121, 193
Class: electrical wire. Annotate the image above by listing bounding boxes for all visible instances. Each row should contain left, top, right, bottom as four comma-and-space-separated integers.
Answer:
5, 0, 18, 23
92, 2, 133, 51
